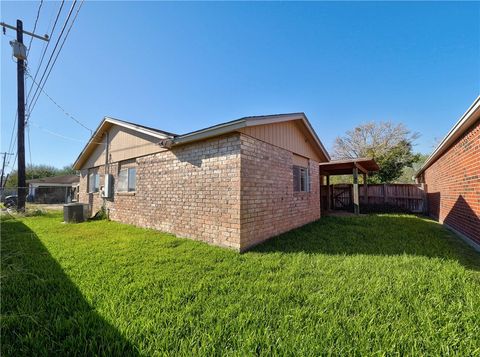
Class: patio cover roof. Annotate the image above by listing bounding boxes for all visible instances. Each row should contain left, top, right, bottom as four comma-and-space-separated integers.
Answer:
319, 158, 379, 176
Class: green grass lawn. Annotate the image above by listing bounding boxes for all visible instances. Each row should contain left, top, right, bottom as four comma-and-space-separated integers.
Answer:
2, 212, 479, 356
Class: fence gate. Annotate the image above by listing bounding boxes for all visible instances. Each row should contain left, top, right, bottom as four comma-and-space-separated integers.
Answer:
332, 184, 352, 210
320, 183, 426, 213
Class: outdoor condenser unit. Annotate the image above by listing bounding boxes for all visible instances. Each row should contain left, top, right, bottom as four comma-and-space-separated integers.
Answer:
102, 174, 113, 198
64, 203, 88, 223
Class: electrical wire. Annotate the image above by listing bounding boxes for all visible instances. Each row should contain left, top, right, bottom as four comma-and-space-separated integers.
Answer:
25, 0, 70, 110
27, 0, 84, 121
3, 1, 62, 171
25, 0, 65, 105
26, 0, 44, 56
27, 125, 33, 177
29, 122, 89, 143
25, 68, 92, 133
5, 116, 17, 164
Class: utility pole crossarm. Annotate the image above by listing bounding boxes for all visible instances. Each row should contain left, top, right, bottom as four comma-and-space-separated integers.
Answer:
1, 21, 49, 41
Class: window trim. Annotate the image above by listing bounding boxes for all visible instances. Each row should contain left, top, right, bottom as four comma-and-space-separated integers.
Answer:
293, 165, 310, 193
88, 169, 100, 193
117, 166, 136, 193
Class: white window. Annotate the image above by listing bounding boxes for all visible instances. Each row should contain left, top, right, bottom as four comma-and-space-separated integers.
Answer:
293, 165, 310, 192
88, 170, 100, 193
117, 167, 136, 192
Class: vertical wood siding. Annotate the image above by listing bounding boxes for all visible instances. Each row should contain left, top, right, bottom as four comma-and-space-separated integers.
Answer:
82, 125, 166, 169
239, 120, 325, 162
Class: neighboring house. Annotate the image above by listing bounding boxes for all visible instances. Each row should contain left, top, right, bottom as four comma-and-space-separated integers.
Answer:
416, 96, 480, 249
27, 174, 80, 204
73, 114, 330, 251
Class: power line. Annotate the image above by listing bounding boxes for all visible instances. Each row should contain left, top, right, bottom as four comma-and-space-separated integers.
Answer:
25, 0, 65, 105
5, 116, 17, 164
25, 68, 92, 133
29, 121, 99, 144
4, 0, 57, 168
27, 125, 33, 177
27, 0, 84, 120
26, 0, 44, 56
5, 62, 26, 168
26, 0, 77, 119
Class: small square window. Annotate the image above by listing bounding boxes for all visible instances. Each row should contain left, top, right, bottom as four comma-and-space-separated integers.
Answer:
117, 165, 136, 192
293, 165, 310, 192
88, 170, 100, 193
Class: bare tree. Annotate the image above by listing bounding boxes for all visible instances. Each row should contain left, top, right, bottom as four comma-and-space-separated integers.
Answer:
332, 121, 420, 159
332, 121, 421, 183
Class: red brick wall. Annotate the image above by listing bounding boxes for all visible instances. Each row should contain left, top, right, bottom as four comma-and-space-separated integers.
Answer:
422, 119, 480, 243
239, 134, 321, 251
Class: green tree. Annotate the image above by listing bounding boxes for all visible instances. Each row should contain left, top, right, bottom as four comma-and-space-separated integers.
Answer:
396, 153, 429, 183
58, 164, 77, 176
332, 121, 421, 183
5, 164, 77, 188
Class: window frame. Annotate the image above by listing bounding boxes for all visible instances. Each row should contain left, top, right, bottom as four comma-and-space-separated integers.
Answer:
117, 165, 137, 193
293, 165, 310, 193
88, 169, 100, 193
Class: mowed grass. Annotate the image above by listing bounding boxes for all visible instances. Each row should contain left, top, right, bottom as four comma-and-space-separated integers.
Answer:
2, 212, 479, 356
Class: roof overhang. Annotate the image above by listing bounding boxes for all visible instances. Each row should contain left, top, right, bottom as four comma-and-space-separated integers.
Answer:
172, 113, 331, 161
73, 117, 174, 170
27, 174, 80, 185
415, 96, 480, 178
29, 182, 76, 188
319, 158, 379, 176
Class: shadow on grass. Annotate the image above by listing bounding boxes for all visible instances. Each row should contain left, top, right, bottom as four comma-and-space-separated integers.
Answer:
1, 217, 139, 356
252, 215, 480, 271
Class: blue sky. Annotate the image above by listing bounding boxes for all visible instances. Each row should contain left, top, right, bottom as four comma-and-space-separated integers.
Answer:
1, 1, 479, 170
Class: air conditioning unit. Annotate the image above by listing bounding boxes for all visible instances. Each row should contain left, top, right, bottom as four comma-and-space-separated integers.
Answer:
63, 203, 89, 223
102, 174, 113, 198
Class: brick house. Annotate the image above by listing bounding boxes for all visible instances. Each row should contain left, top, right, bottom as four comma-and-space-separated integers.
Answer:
416, 96, 480, 249
73, 113, 330, 251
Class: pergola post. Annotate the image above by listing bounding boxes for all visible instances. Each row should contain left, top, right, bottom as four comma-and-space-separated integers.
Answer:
326, 175, 331, 211
363, 173, 368, 205
352, 167, 359, 214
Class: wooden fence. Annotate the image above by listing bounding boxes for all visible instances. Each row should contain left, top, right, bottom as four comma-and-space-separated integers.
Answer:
320, 183, 426, 213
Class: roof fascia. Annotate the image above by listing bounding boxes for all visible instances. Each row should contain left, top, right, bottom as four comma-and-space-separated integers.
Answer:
73, 117, 173, 169
415, 96, 480, 177
173, 113, 331, 161
104, 117, 173, 140
173, 120, 247, 144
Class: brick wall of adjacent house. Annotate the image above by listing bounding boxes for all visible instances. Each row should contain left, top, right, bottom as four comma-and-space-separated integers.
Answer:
79, 133, 242, 250
239, 133, 321, 251
421, 119, 480, 243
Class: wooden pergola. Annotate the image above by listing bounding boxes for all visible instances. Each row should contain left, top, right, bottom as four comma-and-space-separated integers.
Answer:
319, 158, 379, 214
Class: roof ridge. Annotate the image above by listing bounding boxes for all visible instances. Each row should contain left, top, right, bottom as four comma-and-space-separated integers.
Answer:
105, 116, 178, 137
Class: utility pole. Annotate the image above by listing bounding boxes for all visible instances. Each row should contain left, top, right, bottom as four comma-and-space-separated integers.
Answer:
0, 152, 14, 189
16, 20, 27, 212
1, 20, 48, 211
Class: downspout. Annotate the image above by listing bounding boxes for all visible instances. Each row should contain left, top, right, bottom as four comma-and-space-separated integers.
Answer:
103, 131, 110, 219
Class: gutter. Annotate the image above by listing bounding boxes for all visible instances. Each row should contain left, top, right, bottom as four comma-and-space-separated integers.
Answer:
415, 96, 480, 178
169, 113, 331, 161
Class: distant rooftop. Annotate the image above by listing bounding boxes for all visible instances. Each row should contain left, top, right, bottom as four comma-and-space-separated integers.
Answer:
27, 174, 80, 185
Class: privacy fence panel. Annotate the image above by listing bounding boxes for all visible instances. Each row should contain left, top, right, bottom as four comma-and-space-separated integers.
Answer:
321, 183, 426, 213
